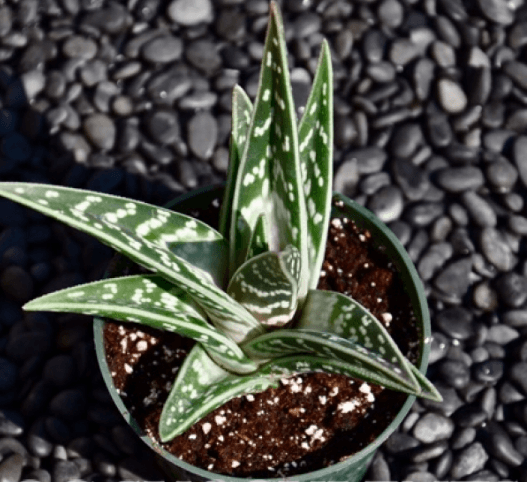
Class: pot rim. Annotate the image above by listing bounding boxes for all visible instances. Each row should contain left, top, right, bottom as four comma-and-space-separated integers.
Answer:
93, 183, 431, 482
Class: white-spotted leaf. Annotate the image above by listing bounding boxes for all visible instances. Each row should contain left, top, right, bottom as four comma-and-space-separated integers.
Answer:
242, 328, 419, 393
159, 344, 278, 442
227, 245, 300, 328
159, 347, 436, 442
23, 275, 258, 374
0, 183, 264, 344
298, 40, 334, 289
220, 85, 253, 241
228, 2, 309, 300
0, 183, 222, 245
295, 289, 417, 386
256, 354, 423, 396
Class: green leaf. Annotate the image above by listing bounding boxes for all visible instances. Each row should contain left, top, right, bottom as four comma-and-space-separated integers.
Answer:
257, 354, 423, 397
227, 245, 300, 328
219, 85, 253, 240
169, 239, 228, 289
245, 213, 271, 261
242, 328, 419, 393
159, 344, 278, 442
0, 183, 223, 245
228, 2, 309, 300
298, 40, 334, 289
160, 347, 438, 442
406, 362, 443, 402
23, 274, 258, 374
295, 289, 441, 401
295, 290, 417, 384
0, 183, 264, 344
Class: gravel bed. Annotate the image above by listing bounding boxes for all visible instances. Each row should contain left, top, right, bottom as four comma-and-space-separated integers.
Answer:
0, 0, 527, 480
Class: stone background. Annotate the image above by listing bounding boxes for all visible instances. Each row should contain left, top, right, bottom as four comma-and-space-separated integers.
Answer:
0, 0, 527, 480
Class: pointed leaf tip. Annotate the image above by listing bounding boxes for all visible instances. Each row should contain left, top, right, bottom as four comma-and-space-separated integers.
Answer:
24, 274, 258, 374
0, 183, 262, 344
228, 0, 309, 301
298, 39, 333, 289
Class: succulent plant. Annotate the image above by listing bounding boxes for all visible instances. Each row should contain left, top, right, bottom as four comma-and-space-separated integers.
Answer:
0, 1, 440, 444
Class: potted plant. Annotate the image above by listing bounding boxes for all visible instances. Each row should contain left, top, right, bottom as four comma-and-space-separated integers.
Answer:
0, 3, 440, 481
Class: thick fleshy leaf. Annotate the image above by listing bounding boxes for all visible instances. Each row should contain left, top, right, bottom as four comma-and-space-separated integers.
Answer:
257, 354, 424, 397
295, 290, 417, 385
0, 183, 223, 245
298, 40, 333, 289
406, 362, 442, 402
228, 2, 309, 299
219, 85, 253, 241
295, 289, 441, 401
169, 240, 228, 289
159, 344, 278, 442
227, 245, 300, 327
23, 275, 258, 374
0, 183, 263, 343
245, 213, 271, 261
160, 348, 439, 442
242, 328, 418, 393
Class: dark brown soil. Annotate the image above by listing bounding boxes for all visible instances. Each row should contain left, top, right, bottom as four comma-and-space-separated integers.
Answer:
103, 196, 421, 478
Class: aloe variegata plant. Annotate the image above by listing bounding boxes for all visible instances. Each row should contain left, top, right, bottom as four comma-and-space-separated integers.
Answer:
0, 1, 440, 444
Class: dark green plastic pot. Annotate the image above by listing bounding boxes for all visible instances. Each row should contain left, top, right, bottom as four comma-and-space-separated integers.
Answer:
94, 184, 431, 482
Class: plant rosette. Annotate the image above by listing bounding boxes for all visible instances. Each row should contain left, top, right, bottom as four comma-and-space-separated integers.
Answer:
95, 183, 434, 482
0, 2, 440, 481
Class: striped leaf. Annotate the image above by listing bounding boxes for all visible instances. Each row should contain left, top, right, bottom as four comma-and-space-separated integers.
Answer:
228, 2, 309, 300
0, 183, 223, 245
160, 347, 438, 442
298, 40, 334, 289
257, 355, 425, 397
227, 245, 300, 328
0, 183, 264, 344
219, 85, 253, 241
406, 362, 443, 402
295, 289, 417, 385
159, 344, 278, 442
242, 328, 419, 393
294, 289, 441, 400
23, 275, 258, 374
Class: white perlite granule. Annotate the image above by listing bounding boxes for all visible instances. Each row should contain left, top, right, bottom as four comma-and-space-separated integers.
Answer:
338, 400, 358, 413
360, 382, 375, 402
136, 340, 148, 351
381, 312, 393, 324
215, 415, 227, 425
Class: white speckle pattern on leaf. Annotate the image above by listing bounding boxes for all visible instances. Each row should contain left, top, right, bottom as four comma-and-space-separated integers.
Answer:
0, 183, 264, 347
23, 271, 257, 375
298, 40, 333, 291
227, 246, 300, 327
0, 1, 441, 447
228, 3, 309, 300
